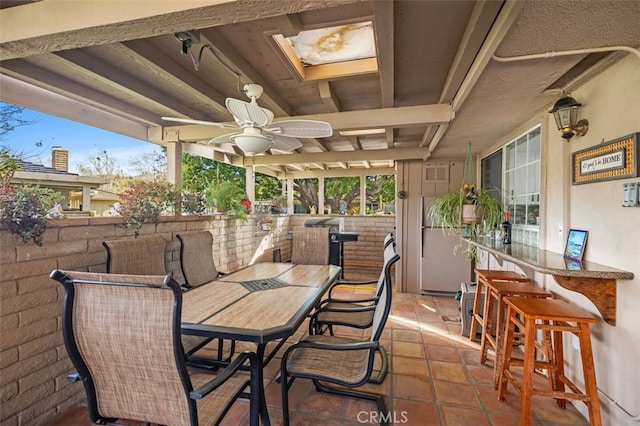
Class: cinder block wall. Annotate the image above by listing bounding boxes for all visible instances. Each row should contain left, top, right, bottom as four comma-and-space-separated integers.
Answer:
0, 213, 393, 424
290, 215, 396, 275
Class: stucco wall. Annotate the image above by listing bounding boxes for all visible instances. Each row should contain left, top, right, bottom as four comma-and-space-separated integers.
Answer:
0, 213, 394, 425
481, 55, 640, 425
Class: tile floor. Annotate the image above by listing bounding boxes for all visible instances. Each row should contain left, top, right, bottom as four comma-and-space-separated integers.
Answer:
46, 282, 589, 426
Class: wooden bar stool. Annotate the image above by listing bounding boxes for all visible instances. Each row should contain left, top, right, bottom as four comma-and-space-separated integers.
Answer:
481, 280, 552, 388
498, 297, 601, 426
469, 270, 531, 345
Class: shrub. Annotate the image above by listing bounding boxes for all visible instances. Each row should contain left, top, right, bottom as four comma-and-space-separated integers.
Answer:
117, 180, 177, 235
0, 184, 63, 246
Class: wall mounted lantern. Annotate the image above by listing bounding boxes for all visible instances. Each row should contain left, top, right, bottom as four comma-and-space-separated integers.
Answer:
549, 96, 589, 140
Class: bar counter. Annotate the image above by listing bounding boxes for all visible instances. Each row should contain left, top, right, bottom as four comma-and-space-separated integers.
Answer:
467, 237, 634, 326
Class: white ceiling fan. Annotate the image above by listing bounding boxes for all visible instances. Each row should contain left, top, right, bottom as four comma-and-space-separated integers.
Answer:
162, 84, 332, 155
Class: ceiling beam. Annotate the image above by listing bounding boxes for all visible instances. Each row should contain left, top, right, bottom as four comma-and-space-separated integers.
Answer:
0, 0, 363, 60
53, 49, 206, 119
282, 167, 396, 179
159, 103, 455, 142
318, 81, 341, 112
117, 40, 230, 118
373, 0, 394, 109
0, 73, 150, 140
241, 147, 431, 167
198, 28, 293, 117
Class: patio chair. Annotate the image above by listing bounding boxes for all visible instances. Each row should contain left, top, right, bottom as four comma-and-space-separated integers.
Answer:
176, 231, 235, 362
279, 241, 399, 426
102, 235, 213, 361
309, 233, 395, 335
50, 269, 266, 426
290, 226, 330, 265
308, 233, 396, 383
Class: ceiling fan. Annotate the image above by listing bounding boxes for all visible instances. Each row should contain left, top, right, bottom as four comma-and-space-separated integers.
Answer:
162, 84, 332, 155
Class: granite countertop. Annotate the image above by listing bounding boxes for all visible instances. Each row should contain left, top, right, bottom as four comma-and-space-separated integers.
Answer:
468, 237, 634, 280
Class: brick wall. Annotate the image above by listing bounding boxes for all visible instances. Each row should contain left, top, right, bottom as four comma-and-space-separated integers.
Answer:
0, 213, 394, 424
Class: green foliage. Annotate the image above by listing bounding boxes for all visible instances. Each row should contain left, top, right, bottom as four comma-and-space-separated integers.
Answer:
117, 179, 177, 235
181, 191, 207, 215
0, 184, 63, 246
205, 182, 247, 221
0, 150, 20, 187
255, 173, 281, 201
427, 186, 503, 258
182, 153, 245, 193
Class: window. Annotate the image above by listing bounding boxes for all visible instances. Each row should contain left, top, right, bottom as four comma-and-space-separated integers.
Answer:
482, 126, 541, 246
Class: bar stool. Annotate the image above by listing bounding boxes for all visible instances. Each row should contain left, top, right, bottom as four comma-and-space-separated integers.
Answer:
481, 280, 552, 387
469, 270, 532, 344
498, 297, 601, 426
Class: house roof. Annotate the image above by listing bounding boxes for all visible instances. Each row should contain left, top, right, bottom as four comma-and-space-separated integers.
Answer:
8, 157, 106, 190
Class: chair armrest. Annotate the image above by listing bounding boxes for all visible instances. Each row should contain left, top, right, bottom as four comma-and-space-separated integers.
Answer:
289, 339, 378, 353
189, 351, 255, 400
315, 304, 377, 314
316, 296, 378, 310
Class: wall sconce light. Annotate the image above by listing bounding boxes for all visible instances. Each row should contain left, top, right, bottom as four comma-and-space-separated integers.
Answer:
549, 96, 589, 140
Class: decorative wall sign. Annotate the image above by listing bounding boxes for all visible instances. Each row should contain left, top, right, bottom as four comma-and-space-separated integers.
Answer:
572, 133, 639, 184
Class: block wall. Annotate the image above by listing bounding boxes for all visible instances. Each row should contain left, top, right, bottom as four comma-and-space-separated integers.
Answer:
0, 213, 392, 424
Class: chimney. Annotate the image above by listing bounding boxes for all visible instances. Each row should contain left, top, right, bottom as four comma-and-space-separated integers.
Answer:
51, 146, 68, 172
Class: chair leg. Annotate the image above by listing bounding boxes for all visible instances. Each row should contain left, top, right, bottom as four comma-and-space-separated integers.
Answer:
281, 375, 295, 426
313, 379, 388, 426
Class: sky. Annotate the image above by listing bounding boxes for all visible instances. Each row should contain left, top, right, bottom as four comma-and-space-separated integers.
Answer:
2, 103, 163, 175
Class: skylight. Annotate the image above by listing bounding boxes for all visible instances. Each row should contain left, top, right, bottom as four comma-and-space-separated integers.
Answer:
286, 22, 376, 66
272, 21, 378, 81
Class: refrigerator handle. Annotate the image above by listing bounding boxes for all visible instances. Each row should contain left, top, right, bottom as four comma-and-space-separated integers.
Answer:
420, 196, 424, 257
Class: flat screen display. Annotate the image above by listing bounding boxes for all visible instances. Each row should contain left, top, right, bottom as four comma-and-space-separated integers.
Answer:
564, 229, 588, 262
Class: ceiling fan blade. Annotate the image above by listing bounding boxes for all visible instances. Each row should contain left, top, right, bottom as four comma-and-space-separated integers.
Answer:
225, 98, 270, 127
208, 133, 239, 145
271, 134, 303, 152
161, 116, 238, 129
262, 107, 274, 125
267, 120, 333, 138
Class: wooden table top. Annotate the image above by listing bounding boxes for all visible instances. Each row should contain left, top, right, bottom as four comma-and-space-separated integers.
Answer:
182, 263, 341, 343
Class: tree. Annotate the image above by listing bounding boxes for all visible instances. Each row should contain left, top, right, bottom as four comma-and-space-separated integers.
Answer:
182, 153, 245, 193
76, 149, 122, 178
128, 149, 166, 178
0, 103, 35, 141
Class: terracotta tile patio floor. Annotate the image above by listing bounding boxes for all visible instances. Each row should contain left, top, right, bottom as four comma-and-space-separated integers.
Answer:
46, 280, 589, 426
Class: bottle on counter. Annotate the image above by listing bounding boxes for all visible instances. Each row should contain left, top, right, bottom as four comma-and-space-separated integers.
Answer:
502, 212, 512, 244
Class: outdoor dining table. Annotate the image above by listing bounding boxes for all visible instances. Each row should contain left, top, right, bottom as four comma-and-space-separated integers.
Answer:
181, 262, 342, 426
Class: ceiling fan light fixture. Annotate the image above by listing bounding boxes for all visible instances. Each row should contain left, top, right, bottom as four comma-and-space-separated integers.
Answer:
231, 133, 273, 156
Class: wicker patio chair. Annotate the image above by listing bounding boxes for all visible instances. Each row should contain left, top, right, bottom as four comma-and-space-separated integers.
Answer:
308, 233, 396, 383
176, 231, 235, 363
290, 227, 330, 265
50, 269, 266, 426
102, 235, 213, 360
279, 242, 399, 426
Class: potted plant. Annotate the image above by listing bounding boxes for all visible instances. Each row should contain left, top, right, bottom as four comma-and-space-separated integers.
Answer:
427, 185, 503, 257
205, 182, 248, 221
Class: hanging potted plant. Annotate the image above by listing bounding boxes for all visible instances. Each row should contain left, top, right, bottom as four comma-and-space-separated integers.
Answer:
427, 143, 503, 256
